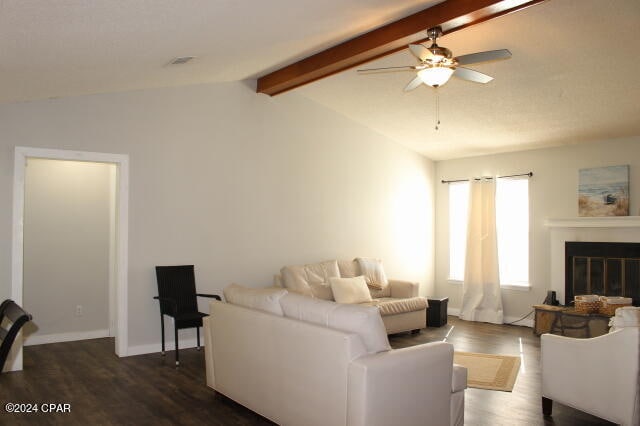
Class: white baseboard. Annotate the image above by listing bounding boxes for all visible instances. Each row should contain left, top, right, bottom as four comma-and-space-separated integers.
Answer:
24, 329, 110, 346
447, 307, 533, 328
447, 307, 460, 317
127, 338, 201, 357
23, 329, 204, 357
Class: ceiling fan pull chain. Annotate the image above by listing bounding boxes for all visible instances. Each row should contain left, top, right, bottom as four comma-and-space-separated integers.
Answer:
435, 89, 440, 130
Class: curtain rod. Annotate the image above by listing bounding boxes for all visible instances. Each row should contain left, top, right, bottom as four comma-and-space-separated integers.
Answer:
441, 171, 533, 184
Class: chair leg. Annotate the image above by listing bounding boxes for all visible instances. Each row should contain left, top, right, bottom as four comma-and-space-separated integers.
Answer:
542, 397, 553, 416
196, 326, 201, 350
174, 324, 179, 367
160, 314, 165, 356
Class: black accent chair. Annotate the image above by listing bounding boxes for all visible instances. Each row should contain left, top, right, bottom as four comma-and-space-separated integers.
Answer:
154, 265, 220, 366
0, 299, 33, 373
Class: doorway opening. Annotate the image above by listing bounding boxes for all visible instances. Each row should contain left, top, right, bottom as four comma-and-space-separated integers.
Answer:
9, 147, 129, 371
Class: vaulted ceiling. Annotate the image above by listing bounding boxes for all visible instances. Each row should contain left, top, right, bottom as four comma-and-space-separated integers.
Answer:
298, 0, 640, 159
1, 0, 639, 160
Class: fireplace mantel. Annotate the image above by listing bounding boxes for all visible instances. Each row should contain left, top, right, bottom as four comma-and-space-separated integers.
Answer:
548, 217, 640, 304
545, 216, 640, 228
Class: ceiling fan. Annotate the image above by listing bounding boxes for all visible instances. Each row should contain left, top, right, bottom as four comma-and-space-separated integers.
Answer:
357, 26, 512, 91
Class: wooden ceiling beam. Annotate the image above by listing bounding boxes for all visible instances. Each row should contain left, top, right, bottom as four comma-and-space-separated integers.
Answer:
257, 0, 545, 96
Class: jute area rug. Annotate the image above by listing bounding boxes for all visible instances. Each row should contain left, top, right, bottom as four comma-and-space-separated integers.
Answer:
453, 352, 521, 392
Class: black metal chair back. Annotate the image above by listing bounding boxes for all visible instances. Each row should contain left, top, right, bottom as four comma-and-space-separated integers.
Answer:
155, 265, 198, 316
0, 299, 33, 372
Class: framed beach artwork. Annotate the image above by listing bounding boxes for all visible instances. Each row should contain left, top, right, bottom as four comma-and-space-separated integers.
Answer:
578, 165, 629, 217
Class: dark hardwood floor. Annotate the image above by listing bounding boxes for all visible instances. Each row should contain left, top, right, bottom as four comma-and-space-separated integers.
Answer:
0, 318, 614, 425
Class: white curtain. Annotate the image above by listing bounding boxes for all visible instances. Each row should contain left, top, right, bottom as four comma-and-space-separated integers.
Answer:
459, 179, 504, 324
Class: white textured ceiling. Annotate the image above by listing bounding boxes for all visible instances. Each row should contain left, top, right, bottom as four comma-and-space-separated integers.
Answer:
1, 0, 639, 160
298, 0, 640, 160
0, 0, 432, 102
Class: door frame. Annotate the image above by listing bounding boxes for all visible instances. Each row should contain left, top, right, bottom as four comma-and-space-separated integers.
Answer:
10, 147, 129, 370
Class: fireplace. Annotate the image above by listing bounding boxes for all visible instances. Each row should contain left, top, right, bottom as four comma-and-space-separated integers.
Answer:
565, 241, 640, 306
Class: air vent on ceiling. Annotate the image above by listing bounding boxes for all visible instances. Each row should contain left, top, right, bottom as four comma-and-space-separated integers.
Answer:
168, 56, 196, 65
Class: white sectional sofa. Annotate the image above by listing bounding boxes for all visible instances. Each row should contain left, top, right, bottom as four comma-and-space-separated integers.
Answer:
203, 288, 466, 426
274, 259, 428, 334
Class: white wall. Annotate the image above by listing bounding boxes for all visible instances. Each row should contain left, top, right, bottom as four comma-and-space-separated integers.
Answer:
0, 81, 435, 353
434, 137, 640, 320
23, 159, 114, 343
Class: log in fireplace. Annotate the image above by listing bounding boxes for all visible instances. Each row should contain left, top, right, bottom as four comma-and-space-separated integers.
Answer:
565, 241, 640, 306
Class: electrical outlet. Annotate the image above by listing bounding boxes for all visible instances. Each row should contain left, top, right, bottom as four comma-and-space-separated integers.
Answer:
75, 305, 83, 317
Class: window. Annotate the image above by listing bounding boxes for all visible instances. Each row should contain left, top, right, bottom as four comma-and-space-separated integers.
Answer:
448, 178, 529, 287
496, 178, 529, 286
448, 182, 469, 281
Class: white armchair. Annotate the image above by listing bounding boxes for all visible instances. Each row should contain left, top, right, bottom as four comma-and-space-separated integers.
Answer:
541, 327, 640, 425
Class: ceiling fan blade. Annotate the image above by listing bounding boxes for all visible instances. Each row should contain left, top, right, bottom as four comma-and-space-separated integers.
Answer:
453, 67, 494, 84
455, 49, 511, 66
357, 65, 415, 73
408, 44, 435, 62
404, 75, 423, 92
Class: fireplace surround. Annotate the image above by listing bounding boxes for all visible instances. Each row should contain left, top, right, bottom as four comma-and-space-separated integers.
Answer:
565, 241, 640, 306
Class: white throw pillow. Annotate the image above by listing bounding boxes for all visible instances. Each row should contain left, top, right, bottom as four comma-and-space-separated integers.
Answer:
617, 306, 640, 323
609, 306, 640, 332
329, 276, 372, 304
356, 257, 389, 290
223, 283, 287, 316
279, 293, 390, 354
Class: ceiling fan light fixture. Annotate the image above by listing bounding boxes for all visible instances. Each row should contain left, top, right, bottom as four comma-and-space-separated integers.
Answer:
417, 66, 454, 87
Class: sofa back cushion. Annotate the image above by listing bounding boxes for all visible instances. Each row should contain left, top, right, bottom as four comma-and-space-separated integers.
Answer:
280, 293, 391, 354
208, 300, 367, 426
337, 259, 360, 277
223, 283, 287, 316
280, 260, 340, 299
273, 274, 284, 288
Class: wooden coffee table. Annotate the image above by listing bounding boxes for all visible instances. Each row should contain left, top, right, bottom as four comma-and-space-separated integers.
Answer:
533, 304, 610, 338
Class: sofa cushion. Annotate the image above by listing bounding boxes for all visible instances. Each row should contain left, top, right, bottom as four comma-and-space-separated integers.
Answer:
369, 285, 392, 299
309, 283, 334, 301
609, 306, 640, 332
279, 293, 338, 324
361, 297, 428, 316
330, 276, 372, 304
280, 293, 391, 354
337, 259, 360, 278
273, 274, 284, 288
223, 283, 287, 316
452, 364, 468, 393
280, 260, 340, 298
328, 305, 391, 354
